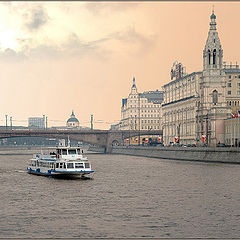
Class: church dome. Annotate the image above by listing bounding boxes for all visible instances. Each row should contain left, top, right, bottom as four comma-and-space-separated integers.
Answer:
67, 117, 79, 123
67, 110, 79, 125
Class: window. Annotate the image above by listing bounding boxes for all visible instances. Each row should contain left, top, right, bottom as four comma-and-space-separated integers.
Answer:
75, 163, 84, 168
238, 91, 240, 95
67, 163, 74, 168
228, 91, 232, 95
56, 163, 59, 168
213, 49, 216, 65
208, 50, 211, 64
68, 149, 76, 155
77, 149, 81, 155
62, 149, 67, 155
238, 83, 240, 88
228, 82, 232, 87
229, 75, 232, 79
59, 163, 63, 168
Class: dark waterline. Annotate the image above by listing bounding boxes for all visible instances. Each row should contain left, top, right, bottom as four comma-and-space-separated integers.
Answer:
0, 152, 240, 238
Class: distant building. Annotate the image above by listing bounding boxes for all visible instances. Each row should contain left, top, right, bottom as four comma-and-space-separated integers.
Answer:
66, 111, 79, 128
28, 117, 45, 129
118, 77, 163, 131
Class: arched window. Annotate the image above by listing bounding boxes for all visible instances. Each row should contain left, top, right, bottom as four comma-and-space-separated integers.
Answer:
208, 50, 211, 65
212, 90, 218, 105
213, 49, 216, 65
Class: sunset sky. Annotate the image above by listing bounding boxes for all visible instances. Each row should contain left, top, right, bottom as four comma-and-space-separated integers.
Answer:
1, 2, 240, 129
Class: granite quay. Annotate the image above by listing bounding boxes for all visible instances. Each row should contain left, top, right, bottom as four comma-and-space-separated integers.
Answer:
109, 146, 240, 164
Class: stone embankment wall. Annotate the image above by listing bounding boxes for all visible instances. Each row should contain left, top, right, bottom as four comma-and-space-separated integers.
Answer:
110, 146, 240, 164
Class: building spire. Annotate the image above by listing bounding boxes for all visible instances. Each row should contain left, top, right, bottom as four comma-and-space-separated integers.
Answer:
203, 9, 223, 70
132, 76, 136, 88
210, 7, 217, 30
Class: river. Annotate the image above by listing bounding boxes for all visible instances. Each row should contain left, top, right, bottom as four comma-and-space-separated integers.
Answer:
0, 150, 240, 238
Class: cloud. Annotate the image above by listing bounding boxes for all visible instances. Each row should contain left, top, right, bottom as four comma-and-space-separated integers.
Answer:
108, 27, 157, 56
0, 27, 156, 63
0, 33, 111, 61
0, 48, 27, 62
113, 27, 155, 45
24, 5, 49, 31
84, 2, 139, 15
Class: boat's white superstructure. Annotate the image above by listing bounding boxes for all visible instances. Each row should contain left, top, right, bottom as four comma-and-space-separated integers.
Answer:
27, 146, 94, 178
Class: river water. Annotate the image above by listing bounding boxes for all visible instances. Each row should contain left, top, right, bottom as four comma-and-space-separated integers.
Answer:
0, 151, 240, 238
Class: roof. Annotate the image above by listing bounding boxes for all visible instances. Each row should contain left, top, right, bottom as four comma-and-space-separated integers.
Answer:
67, 117, 79, 123
67, 110, 79, 123
223, 69, 240, 73
162, 71, 202, 88
139, 90, 164, 104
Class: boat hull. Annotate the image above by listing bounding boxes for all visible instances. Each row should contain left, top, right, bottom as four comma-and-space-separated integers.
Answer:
27, 167, 94, 178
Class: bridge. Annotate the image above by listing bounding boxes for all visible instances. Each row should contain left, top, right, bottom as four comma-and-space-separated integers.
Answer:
0, 129, 162, 152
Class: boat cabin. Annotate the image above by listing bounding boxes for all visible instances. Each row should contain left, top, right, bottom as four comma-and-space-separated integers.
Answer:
56, 147, 83, 156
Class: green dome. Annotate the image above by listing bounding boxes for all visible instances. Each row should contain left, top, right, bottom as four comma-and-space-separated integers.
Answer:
67, 117, 79, 123
67, 110, 79, 123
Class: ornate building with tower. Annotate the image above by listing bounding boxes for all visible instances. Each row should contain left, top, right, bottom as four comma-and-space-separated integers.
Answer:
116, 77, 163, 134
162, 10, 239, 146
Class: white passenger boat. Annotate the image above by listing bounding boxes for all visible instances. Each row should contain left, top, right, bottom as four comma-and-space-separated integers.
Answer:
27, 146, 94, 178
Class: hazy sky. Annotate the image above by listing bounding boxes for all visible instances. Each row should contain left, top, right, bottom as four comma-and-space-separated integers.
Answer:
1, 1, 240, 129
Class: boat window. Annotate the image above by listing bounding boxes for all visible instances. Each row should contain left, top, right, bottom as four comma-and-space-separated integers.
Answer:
63, 163, 66, 168
56, 163, 59, 168
75, 163, 84, 168
59, 163, 63, 168
68, 149, 76, 155
67, 163, 74, 168
62, 149, 67, 155
85, 163, 90, 168
77, 149, 81, 155
57, 149, 61, 155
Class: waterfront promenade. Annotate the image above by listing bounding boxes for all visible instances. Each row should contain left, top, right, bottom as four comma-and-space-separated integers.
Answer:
89, 145, 240, 164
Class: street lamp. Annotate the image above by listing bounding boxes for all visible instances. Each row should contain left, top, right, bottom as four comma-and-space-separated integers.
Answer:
177, 122, 181, 144
5, 115, 8, 130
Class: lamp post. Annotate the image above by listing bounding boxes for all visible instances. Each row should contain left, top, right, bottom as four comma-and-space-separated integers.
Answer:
177, 122, 181, 144
138, 94, 141, 146
10, 117, 12, 130
5, 115, 8, 130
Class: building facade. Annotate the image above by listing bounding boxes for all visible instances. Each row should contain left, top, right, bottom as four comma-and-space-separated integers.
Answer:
118, 77, 163, 132
224, 63, 240, 114
28, 117, 45, 129
162, 11, 235, 146
225, 118, 240, 147
162, 72, 202, 145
